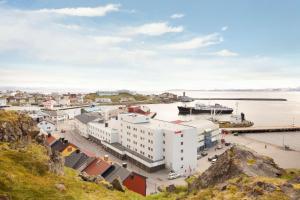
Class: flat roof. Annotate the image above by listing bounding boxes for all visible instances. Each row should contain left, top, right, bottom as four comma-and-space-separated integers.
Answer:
119, 113, 195, 132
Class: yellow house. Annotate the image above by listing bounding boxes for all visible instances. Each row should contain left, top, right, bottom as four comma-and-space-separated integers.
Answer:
61, 144, 78, 157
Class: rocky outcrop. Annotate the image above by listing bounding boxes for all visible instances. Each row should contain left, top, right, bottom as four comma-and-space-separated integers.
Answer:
48, 149, 65, 176
190, 145, 283, 190
0, 110, 39, 143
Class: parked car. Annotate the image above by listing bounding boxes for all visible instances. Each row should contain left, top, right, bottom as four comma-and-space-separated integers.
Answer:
197, 155, 202, 160
168, 172, 181, 180
208, 155, 218, 162
201, 151, 208, 157
61, 129, 66, 133
225, 142, 231, 146
216, 145, 223, 150
233, 132, 239, 136
211, 158, 217, 164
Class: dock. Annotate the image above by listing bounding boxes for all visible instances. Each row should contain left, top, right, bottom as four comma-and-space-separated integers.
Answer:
222, 126, 300, 134
193, 98, 287, 101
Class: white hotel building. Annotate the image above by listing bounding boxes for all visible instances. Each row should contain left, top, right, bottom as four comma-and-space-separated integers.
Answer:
88, 113, 198, 173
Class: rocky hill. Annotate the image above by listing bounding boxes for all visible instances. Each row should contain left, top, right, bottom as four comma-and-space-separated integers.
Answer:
0, 110, 39, 142
187, 145, 300, 200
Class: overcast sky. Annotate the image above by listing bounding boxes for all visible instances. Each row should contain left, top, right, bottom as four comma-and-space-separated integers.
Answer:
0, 0, 300, 91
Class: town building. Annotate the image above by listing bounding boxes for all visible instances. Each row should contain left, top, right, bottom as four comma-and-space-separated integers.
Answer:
37, 119, 56, 134
96, 91, 119, 96
95, 98, 112, 103
43, 100, 57, 110
42, 110, 69, 122
74, 112, 103, 138
0, 98, 7, 107
177, 120, 220, 151
120, 97, 135, 103
87, 113, 198, 174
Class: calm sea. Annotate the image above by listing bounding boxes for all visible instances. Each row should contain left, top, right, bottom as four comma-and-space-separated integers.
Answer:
144, 91, 300, 127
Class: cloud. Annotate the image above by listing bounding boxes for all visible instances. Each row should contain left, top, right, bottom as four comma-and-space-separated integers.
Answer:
221, 26, 228, 31
93, 36, 131, 45
36, 4, 121, 17
170, 13, 185, 19
213, 49, 238, 57
163, 33, 223, 50
128, 22, 183, 36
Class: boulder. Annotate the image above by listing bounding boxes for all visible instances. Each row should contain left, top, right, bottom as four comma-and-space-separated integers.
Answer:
55, 183, 66, 192
166, 184, 176, 193
48, 150, 64, 176
111, 178, 125, 192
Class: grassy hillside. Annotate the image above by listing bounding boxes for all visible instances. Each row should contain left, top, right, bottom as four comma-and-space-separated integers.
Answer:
0, 141, 299, 200
0, 142, 145, 200
84, 92, 150, 103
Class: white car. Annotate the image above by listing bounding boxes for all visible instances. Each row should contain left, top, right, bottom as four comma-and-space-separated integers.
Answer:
168, 172, 181, 180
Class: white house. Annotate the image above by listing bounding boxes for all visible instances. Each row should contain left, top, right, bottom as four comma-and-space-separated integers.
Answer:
43, 100, 57, 110
87, 113, 198, 174
38, 119, 56, 134
0, 98, 7, 107
96, 91, 119, 96
95, 98, 112, 103
74, 112, 103, 138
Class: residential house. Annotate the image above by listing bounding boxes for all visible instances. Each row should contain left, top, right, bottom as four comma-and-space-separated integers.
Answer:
82, 158, 112, 176
64, 150, 95, 170
0, 98, 7, 107
43, 100, 57, 110
51, 138, 70, 153
61, 143, 78, 157
96, 91, 119, 96
38, 119, 56, 134
119, 97, 135, 103
45, 134, 57, 146
42, 110, 69, 122
102, 163, 147, 196
95, 98, 112, 103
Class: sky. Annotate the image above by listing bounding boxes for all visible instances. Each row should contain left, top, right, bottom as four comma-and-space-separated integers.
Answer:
0, 0, 300, 92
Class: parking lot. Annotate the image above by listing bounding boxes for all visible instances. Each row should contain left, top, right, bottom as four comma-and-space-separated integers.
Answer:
56, 119, 229, 195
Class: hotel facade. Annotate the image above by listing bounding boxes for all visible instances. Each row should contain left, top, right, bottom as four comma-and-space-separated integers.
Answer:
88, 113, 198, 174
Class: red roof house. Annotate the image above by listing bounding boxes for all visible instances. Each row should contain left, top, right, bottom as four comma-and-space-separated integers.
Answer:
83, 158, 112, 176
123, 172, 147, 196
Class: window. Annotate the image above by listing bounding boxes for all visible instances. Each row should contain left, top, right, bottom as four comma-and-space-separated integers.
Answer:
181, 134, 183, 137
163, 148, 165, 152
181, 149, 183, 153
181, 142, 183, 145
181, 157, 183, 161
163, 140, 165, 144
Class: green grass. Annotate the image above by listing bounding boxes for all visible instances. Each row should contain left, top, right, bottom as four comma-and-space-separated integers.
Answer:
84, 92, 150, 103
0, 142, 146, 200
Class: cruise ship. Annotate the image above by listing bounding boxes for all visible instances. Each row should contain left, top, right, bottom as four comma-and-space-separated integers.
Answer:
178, 103, 234, 115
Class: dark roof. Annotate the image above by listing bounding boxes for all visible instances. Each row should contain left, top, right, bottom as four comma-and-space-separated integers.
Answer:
42, 110, 58, 117
65, 150, 92, 170
75, 112, 102, 124
51, 138, 69, 152
102, 163, 131, 183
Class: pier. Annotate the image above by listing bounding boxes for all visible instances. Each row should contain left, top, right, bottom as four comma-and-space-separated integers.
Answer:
193, 98, 287, 101
222, 126, 300, 134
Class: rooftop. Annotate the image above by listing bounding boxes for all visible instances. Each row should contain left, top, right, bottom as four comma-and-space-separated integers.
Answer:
75, 112, 102, 124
